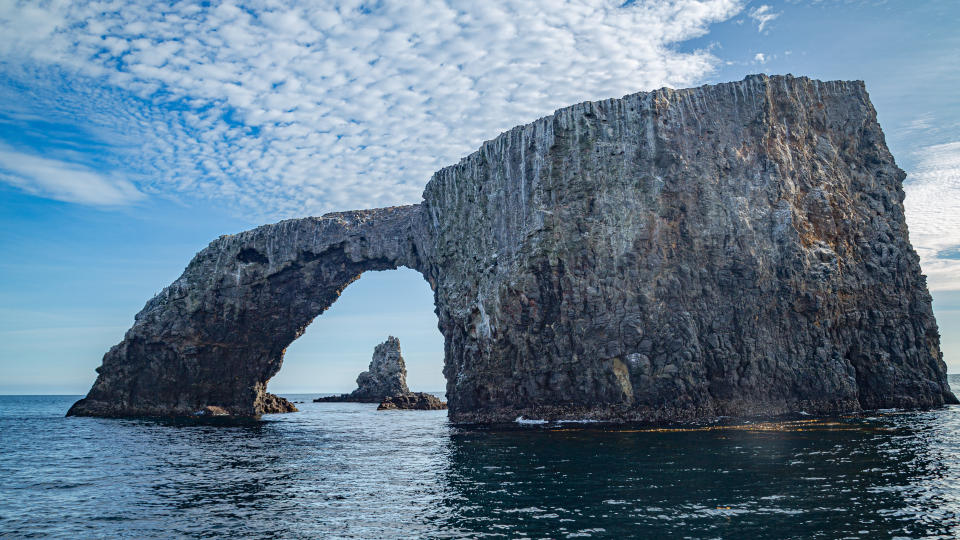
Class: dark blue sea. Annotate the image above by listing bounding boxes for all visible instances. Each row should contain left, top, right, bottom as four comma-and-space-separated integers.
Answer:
3, 379, 960, 538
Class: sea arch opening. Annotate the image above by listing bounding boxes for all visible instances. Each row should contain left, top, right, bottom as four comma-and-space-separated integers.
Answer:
270, 267, 446, 399
66, 205, 448, 417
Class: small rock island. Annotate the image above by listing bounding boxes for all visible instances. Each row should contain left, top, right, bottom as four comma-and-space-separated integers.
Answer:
314, 337, 447, 410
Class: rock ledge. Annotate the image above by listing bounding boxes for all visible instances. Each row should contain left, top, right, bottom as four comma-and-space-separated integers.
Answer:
377, 393, 448, 410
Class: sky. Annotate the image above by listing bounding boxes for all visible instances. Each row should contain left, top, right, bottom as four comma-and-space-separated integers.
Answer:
0, 0, 958, 395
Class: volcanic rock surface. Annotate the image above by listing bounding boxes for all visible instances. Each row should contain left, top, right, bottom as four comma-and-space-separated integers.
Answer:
68, 74, 957, 423
261, 393, 298, 413
314, 337, 410, 403
378, 393, 448, 411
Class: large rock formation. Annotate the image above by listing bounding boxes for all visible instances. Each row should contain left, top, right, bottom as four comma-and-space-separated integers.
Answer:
68, 74, 957, 423
314, 336, 409, 403
67, 206, 425, 418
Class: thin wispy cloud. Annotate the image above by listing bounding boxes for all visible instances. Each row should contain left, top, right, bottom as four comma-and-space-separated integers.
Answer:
0, 145, 143, 205
748, 4, 780, 32
904, 141, 960, 291
0, 0, 744, 217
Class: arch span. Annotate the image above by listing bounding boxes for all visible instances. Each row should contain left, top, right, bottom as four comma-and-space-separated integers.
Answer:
68, 205, 432, 416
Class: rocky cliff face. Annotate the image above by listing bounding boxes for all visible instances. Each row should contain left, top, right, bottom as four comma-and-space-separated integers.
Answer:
69, 74, 957, 423
314, 336, 410, 403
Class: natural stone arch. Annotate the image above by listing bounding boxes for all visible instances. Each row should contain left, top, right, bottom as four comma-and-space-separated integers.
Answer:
69, 206, 432, 416
70, 75, 956, 422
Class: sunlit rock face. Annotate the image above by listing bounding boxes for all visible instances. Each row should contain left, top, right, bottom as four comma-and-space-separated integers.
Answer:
69, 74, 957, 422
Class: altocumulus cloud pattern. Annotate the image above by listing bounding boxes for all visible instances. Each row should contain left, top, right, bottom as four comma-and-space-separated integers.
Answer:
0, 0, 742, 218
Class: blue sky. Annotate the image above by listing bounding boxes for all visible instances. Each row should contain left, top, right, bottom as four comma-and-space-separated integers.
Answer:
1, 0, 958, 394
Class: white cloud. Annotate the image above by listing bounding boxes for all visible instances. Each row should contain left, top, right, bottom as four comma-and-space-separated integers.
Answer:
904, 141, 960, 291
0, 0, 744, 218
754, 52, 767, 63
0, 146, 143, 205
748, 4, 780, 32
904, 114, 935, 134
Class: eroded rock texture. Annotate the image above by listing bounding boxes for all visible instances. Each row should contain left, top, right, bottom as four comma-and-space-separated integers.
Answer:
69, 74, 956, 422
378, 393, 448, 411
68, 207, 428, 417
314, 336, 410, 403
261, 393, 298, 414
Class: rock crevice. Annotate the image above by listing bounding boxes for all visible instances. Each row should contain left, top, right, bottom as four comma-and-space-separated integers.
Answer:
69, 74, 957, 423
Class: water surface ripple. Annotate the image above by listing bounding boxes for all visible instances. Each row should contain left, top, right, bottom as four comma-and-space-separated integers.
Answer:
3, 386, 960, 538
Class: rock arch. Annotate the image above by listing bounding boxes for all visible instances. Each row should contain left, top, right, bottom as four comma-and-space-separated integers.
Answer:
70, 75, 956, 422
68, 206, 431, 416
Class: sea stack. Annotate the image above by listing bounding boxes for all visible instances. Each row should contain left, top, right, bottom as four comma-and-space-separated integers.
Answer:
68, 74, 956, 423
314, 337, 410, 403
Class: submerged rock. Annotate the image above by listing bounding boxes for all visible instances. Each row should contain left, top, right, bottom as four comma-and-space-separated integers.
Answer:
378, 393, 447, 411
68, 74, 957, 423
314, 337, 409, 403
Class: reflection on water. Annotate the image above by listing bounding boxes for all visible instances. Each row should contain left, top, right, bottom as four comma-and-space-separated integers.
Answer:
442, 414, 960, 538
2, 393, 960, 538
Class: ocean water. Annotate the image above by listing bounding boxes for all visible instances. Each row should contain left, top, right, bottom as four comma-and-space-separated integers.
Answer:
2, 381, 960, 539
